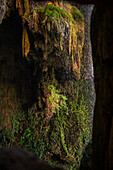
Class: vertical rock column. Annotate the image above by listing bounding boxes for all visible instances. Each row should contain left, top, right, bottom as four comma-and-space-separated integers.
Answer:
91, 7, 113, 170
0, 0, 6, 23
80, 5, 94, 79
78, 4, 95, 140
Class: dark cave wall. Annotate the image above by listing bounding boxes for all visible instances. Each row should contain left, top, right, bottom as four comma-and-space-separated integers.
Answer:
0, 11, 37, 133
91, 7, 113, 170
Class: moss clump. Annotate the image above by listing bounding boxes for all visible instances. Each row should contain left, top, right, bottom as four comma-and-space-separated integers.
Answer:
71, 6, 84, 23
43, 4, 72, 21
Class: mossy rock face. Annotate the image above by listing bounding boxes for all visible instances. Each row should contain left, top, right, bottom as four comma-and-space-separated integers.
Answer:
29, 2, 84, 80
22, 2, 87, 169
0, 1, 92, 169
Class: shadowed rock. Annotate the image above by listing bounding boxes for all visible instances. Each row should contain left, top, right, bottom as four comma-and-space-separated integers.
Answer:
0, 148, 63, 170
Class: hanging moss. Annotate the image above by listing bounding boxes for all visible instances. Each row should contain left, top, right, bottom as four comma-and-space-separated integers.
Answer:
16, 0, 30, 21
16, 0, 30, 57
31, 2, 84, 79
71, 6, 84, 23
22, 25, 30, 57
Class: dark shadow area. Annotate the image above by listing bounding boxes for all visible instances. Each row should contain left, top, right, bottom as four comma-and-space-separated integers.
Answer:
80, 140, 92, 170
0, 10, 37, 111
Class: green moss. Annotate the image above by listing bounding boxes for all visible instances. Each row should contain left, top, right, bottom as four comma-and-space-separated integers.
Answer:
77, 31, 84, 41
35, 3, 79, 26
71, 7, 84, 23
0, 80, 90, 168
36, 7, 45, 13
44, 4, 71, 21
0, 83, 27, 147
